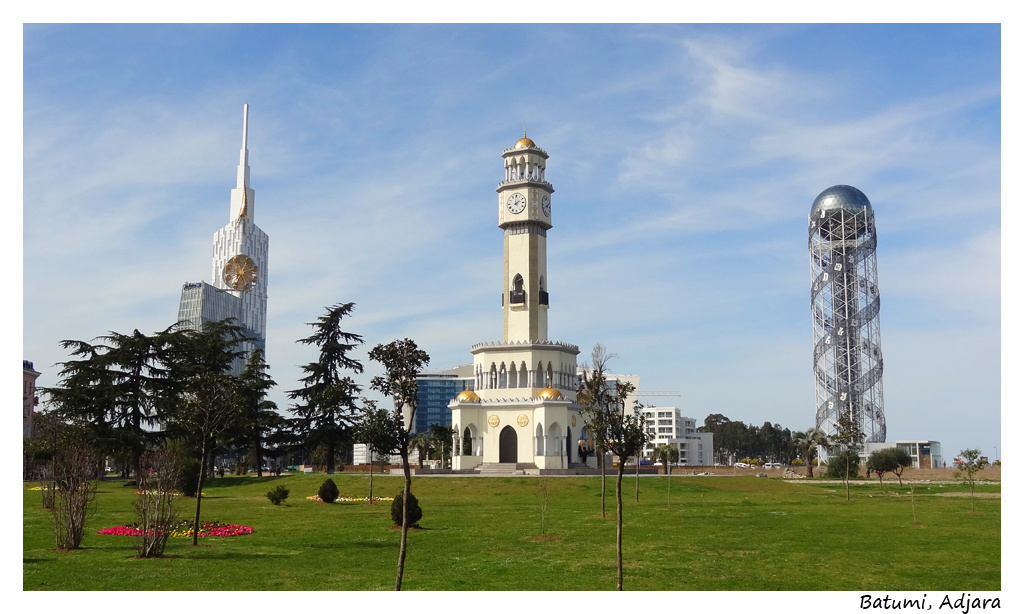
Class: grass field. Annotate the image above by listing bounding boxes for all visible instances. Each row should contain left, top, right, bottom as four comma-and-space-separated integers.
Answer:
23, 472, 1000, 591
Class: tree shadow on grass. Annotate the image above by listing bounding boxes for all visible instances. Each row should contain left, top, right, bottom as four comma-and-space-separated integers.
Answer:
205, 475, 290, 488
309, 542, 392, 549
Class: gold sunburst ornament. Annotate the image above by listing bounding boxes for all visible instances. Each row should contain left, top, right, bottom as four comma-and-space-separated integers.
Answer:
223, 254, 258, 290
488, 415, 500, 428
517, 414, 529, 427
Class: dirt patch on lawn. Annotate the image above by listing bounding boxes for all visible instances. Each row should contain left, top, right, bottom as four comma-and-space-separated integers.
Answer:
933, 492, 1001, 498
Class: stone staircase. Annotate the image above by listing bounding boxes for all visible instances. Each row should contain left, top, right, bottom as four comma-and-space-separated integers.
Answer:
475, 462, 538, 476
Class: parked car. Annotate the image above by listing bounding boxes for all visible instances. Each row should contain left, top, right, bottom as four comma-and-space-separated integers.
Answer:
735, 462, 750, 468
764, 462, 783, 469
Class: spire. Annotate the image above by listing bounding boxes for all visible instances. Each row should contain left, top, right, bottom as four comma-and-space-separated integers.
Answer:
237, 103, 250, 191
231, 104, 253, 223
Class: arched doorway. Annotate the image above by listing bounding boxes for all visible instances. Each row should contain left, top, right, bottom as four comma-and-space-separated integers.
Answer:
566, 428, 573, 463
499, 425, 518, 463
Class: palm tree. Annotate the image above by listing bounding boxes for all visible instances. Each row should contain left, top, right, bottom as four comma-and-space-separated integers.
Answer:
651, 444, 679, 475
794, 428, 829, 478
410, 431, 432, 469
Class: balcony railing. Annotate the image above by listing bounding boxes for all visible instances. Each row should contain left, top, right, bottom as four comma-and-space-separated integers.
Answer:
539, 290, 549, 306
509, 290, 526, 305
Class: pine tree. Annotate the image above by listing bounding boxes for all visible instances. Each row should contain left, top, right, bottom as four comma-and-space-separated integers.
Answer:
288, 303, 364, 475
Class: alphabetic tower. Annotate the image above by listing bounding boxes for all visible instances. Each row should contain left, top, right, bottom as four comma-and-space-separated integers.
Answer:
808, 185, 886, 443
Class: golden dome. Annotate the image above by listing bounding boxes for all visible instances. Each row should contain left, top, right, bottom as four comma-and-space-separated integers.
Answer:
514, 136, 536, 149
540, 387, 563, 400
456, 389, 481, 403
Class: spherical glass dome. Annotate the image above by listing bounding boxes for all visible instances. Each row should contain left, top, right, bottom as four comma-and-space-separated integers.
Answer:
810, 185, 872, 218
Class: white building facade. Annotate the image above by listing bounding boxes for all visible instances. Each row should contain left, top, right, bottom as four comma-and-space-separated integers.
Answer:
450, 134, 589, 472
177, 104, 269, 373
861, 440, 943, 469
642, 406, 714, 467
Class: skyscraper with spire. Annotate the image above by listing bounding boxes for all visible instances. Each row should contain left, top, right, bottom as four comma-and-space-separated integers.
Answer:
178, 104, 269, 372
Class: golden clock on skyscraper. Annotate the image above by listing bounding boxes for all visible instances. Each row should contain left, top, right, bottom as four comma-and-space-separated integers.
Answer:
223, 254, 258, 290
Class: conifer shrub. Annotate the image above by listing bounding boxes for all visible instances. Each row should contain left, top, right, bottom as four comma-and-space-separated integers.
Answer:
179, 457, 202, 497
318, 478, 339, 503
390, 491, 423, 526
266, 485, 290, 505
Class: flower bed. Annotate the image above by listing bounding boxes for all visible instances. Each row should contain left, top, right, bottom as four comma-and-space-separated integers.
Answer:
306, 495, 395, 502
97, 520, 253, 538
134, 490, 205, 497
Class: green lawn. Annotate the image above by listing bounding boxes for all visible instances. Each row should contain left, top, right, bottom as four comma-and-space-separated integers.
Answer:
23, 473, 1000, 591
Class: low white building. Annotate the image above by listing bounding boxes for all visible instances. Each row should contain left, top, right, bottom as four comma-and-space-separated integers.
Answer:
861, 440, 944, 469
642, 407, 714, 466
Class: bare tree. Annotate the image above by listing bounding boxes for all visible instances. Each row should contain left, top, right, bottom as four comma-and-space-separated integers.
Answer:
577, 344, 647, 591
50, 444, 100, 550
135, 446, 184, 558
577, 344, 615, 518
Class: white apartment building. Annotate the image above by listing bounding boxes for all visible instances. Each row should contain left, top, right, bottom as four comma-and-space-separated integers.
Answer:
642, 406, 714, 466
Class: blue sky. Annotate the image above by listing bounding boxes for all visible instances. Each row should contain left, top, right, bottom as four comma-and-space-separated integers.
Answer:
22, 23, 1001, 462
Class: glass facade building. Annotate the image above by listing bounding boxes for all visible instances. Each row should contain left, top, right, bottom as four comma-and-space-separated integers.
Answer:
177, 281, 264, 375
414, 371, 473, 434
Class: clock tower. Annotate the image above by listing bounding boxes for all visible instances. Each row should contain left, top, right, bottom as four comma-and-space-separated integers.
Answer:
498, 132, 554, 343
211, 103, 269, 348
450, 133, 585, 473
178, 104, 269, 374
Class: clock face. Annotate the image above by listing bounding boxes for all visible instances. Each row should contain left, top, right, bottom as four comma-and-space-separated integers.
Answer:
506, 192, 526, 214
223, 254, 258, 290
541, 195, 551, 217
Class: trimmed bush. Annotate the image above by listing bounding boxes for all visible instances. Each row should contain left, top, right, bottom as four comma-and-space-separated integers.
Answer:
318, 479, 339, 504
791, 458, 804, 466
266, 485, 290, 505
179, 457, 202, 497
390, 491, 423, 526
826, 450, 862, 479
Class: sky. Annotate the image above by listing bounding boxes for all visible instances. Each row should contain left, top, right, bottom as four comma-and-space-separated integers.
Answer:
20, 23, 1002, 463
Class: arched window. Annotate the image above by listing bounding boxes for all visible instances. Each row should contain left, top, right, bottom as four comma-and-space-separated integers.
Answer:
509, 362, 518, 388
499, 363, 507, 389
510, 274, 525, 304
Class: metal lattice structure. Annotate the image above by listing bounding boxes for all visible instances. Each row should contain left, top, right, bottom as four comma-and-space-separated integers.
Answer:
808, 185, 886, 443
